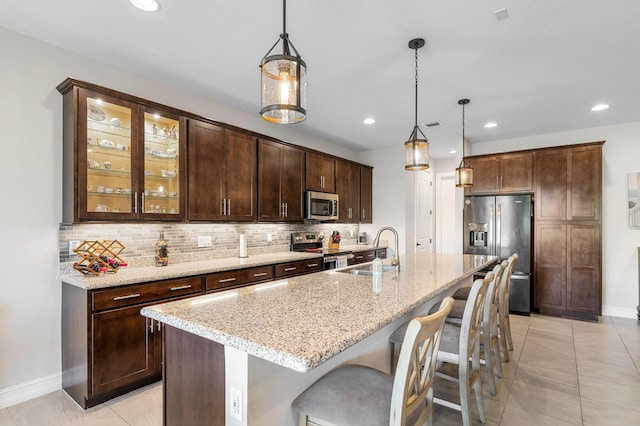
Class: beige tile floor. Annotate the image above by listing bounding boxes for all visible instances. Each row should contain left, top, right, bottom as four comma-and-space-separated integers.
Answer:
0, 314, 638, 425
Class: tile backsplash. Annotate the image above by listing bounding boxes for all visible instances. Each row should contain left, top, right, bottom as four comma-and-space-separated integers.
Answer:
59, 222, 360, 266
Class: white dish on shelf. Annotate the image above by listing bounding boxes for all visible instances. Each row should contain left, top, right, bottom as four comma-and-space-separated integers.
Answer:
88, 159, 100, 169
110, 117, 121, 127
98, 139, 115, 148
87, 105, 106, 121
161, 169, 176, 178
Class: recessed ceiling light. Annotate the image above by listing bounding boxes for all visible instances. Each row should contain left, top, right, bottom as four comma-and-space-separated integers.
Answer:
129, 0, 159, 12
484, 122, 497, 128
450, 150, 456, 154
363, 118, 375, 125
591, 104, 609, 112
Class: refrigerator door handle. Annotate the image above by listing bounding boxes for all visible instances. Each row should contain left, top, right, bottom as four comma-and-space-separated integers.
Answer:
496, 202, 501, 258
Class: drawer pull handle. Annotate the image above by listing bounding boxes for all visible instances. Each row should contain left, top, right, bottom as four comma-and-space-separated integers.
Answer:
356, 255, 363, 259
284, 267, 297, 271
219, 278, 237, 283
254, 272, 268, 277
113, 293, 141, 301
170, 285, 192, 291
307, 263, 319, 267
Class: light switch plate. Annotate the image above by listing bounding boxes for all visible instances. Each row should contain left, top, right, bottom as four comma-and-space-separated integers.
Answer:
69, 240, 80, 254
197, 235, 212, 248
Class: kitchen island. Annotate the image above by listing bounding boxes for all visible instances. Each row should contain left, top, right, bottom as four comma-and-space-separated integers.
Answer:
141, 252, 496, 425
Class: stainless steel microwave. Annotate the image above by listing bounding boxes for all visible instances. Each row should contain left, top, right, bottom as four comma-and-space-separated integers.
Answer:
305, 191, 339, 221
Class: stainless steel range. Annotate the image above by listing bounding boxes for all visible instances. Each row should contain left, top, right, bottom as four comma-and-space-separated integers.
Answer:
290, 232, 354, 270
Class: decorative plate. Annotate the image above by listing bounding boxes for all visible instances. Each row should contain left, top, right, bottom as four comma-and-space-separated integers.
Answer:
87, 105, 106, 121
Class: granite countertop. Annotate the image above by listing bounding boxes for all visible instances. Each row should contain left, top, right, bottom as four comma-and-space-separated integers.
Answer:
141, 253, 496, 373
61, 251, 322, 290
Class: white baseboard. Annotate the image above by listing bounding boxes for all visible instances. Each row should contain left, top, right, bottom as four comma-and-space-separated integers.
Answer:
602, 305, 638, 319
0, 372, 61, 409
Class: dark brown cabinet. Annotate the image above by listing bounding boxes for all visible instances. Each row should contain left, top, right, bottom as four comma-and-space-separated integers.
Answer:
258, 140, 305, 222
306, 152, 335, 193
466, 152, 533, 195
275, 258, 322, 278
91, 303, 159, 396
360, 167, 373, 223
188, 120, 257, 221
62, 276, 203, 408
206, 265, 275, 292
58, 79, 187, 222
336, 161, 360, 222
534, 142, 603, 320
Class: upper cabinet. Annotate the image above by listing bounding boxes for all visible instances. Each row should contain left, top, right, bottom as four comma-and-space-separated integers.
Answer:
188, 120, 257, 222
258, 140, 304, 222
306, 152, 335, 193
465, 152, 533, 195
535, 144, 602, 222
360, 167, 373, 223
59, 79, 372, 224
59, 80, 186, 222
335, 160, 360, 223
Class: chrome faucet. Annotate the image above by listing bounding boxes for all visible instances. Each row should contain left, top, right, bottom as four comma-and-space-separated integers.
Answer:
372, 226, 400, 272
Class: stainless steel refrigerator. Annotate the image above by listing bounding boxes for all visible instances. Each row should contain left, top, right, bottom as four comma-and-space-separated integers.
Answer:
463, 195, 532, 314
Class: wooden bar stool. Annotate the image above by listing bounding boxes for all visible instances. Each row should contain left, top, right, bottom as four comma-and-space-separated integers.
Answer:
433, 274, 492, 426
292, 297, 454, 426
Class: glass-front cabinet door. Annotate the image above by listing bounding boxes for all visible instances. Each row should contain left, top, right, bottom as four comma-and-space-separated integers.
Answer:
140, 109, 185, 219
75, 87, 185, 221
78, 89, 138, 220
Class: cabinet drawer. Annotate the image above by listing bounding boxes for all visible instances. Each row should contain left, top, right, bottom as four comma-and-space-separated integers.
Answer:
206, 265, 274, 292
352, 250, 376, 264
275, 259, 322, 278
92, 276, 203, 312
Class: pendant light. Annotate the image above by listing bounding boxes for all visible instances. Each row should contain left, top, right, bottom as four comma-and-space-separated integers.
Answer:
455, 98, 474, 187
404, 38, 429, 171
260, 0, 307, 124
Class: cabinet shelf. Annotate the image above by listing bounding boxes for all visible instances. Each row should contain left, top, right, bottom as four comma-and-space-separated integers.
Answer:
88, 191, 131, 197
88, 120, 131, 138
88, 145, 130, 157
145, 132, 179, 146
87, 168, 130, 177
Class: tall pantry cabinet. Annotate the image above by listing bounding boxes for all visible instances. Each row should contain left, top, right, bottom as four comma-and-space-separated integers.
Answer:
534, 142, 603, 320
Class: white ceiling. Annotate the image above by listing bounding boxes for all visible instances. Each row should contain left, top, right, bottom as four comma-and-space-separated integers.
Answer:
2, 0, 640, 159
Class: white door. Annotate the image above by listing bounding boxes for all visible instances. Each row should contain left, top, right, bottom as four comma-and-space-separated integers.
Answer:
436, 173, 457, 253
415, 169, 433, 253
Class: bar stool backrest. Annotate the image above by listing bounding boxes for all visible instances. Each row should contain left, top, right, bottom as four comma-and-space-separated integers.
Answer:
390, 297, 454, 425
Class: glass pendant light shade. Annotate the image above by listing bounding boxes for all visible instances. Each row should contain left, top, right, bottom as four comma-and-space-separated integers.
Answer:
455, 163, 473, 187
260, 0, 307, 124
455, 98, 473, 187
261, 53, 307, 124
405, 127, 429, 170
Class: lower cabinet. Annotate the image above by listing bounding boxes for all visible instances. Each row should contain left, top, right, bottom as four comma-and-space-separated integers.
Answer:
206, 265, 274, 293
275, 258, 322, 278
62, 276, 204, 408
91, 303, 159, 397
62, 257, 325, 408
534, 222, 601, 320
350, 248, 386, 265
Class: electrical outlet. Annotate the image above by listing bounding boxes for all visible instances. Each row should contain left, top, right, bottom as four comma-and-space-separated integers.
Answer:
69, 240, 80, 254
267, 233, 272, 242
197, 235, 212, 248
230, 386, 242, 421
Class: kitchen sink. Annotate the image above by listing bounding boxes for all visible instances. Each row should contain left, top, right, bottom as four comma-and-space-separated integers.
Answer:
336, 263, 396, 276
